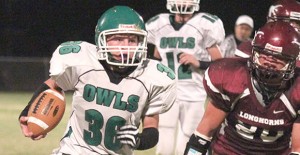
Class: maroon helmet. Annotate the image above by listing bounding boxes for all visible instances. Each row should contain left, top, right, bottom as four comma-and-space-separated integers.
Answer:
268, 0, 300, 21
249, 21, 300, 102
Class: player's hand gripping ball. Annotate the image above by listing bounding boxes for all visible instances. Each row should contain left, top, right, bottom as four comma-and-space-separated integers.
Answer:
27, 89, 65, 137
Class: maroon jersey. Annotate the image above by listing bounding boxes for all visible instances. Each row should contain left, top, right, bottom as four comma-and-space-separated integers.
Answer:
237, 40, 252, 57
203, 58, 300, 154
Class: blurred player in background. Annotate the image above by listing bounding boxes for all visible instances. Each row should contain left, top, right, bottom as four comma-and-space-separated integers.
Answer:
268, 0, 300, 68
220, 15, 254, 58
236, 0, 300, 58
268, 0, 300, 30
18, 6, 176, 155
146, 0, 225, 154
184, 21, 300, 155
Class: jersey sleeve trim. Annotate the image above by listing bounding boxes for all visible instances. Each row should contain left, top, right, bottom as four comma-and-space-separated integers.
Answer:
280, 94, 297, 118
204, 69, 230, 101
235, 49, 250, 58
230, 88, 250, 111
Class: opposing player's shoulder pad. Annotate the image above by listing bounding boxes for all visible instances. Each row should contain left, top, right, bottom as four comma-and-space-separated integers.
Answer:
50, 41, 99, 77
205, 58, 249, 93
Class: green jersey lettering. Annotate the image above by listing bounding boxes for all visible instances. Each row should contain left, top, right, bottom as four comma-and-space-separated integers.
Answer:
160, 37, 195, 49
96, 88, 115, 107
83, 84, 96, 102
83, 84, 139, 113
127, 95, 139, 112
59, 41, 82, 55
113, 93, 127, 110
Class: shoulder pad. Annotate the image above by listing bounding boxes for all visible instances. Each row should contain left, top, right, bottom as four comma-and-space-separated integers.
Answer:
50, 41, 99, 77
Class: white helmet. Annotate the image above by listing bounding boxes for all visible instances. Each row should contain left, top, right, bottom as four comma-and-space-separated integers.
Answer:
166, 0, 200, 14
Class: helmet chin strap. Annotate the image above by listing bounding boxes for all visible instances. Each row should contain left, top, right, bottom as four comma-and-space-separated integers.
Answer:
107, 59, 140, 75
109, 64, 131, 74
252, 77, 282, 105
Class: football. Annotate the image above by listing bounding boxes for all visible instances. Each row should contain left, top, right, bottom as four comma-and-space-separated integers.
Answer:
27, 89, 66, 137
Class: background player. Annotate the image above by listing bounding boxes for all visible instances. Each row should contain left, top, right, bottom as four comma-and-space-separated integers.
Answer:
146, 0, 225, 154
268, 0, 300, 30
268, 0, 300, 68
220, 15, 254, 58
19, 6, 176, 155
184, 21, 300, 154
236, 0, 300, 58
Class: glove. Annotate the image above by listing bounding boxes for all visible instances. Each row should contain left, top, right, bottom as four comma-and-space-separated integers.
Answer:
116, 125, 139, 148
184, 132, 211, 155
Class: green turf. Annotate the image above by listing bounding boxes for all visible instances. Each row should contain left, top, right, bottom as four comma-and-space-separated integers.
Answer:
0, 91, 155, 155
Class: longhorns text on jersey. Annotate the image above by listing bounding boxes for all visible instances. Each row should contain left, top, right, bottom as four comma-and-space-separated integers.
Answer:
184, 21, 300, 155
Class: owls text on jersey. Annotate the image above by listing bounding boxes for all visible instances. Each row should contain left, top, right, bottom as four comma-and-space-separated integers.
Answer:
145, 13, 225, 101
49, 41, 177, 154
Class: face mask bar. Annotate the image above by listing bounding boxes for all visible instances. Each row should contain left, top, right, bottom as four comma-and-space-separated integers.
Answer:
166, 0, 200, 14
100, 46, 147, 66
250, 49, 296, 87
97, 29, 147, 66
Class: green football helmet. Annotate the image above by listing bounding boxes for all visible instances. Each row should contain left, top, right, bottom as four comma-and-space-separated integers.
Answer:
95, 6, 147, 66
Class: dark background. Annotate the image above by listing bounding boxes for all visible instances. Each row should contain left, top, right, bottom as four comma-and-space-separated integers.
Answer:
1, 0, 277, 58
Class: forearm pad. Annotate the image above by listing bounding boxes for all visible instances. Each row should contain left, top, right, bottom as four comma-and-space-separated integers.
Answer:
290, 152, 300, 155
184, 132, 211, 155
136, 127, 159, 150
18, 83, 50, 119
198, 61, 211, 70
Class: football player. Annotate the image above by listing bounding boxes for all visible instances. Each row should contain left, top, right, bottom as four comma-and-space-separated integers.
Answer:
268, 0, 300, 68
18, 6, 177, 155
220, 15, 254, 58
146, 0, 225, 154
184, 21, 300, 154
236, 0, 300, 58
268, 0, 300, 29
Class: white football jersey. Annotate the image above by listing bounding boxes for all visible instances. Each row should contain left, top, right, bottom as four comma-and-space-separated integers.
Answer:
146, 13, 225, 101
49, 41, 176, 155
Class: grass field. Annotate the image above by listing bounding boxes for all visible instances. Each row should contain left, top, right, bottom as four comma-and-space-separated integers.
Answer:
0, 91, 155, 155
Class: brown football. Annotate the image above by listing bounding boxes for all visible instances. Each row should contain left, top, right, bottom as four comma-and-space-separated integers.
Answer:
27, 89, 66, 137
